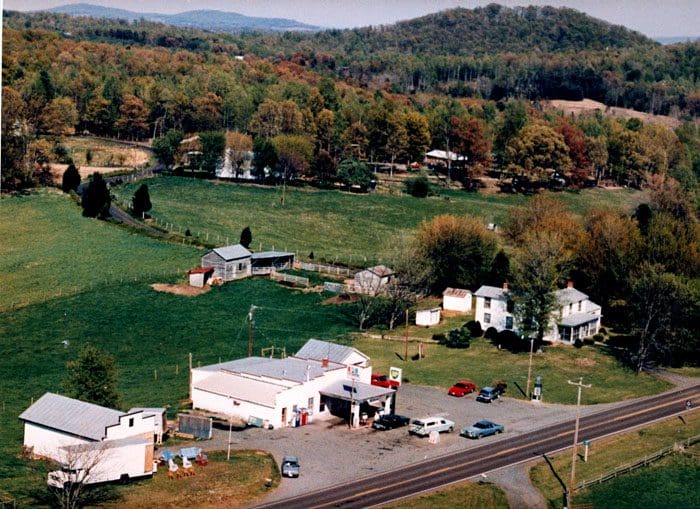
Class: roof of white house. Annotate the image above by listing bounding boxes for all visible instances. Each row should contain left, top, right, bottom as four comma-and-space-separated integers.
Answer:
443, 287, 471, 298
320, 380, 395, 402
554, 287, 589, 306
198, 356, 337, 383
128, 407, 165, 415
211, 244, 252, 261
474, 285, 508, 299
250, 251, 294, 260
19, 393, 124, 441
425, 149, 467, 161
295, 338, 368, 365
194, 371, 286, 408
417, 307, 441, 314
559, 312, 602, 327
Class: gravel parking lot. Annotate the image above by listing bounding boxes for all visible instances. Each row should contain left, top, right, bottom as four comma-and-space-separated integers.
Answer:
191, 383, 622, 505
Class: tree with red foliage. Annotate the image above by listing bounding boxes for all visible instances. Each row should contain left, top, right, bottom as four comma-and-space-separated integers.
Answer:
556, 121, 589, 187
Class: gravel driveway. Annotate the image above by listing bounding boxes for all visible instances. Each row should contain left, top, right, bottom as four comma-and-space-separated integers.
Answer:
186, 384, 622, 506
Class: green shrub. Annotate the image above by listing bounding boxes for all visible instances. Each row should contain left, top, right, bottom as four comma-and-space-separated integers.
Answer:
465, 320, 483, 337
446, 327, 471, 348
405, 176, 431, 197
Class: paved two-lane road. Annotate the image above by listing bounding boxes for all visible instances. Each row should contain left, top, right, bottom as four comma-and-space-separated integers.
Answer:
255, 384, 700, 509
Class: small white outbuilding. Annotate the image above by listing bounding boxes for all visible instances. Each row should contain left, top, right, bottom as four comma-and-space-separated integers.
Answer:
416, 307, 441, 327
442, 287, 472, 313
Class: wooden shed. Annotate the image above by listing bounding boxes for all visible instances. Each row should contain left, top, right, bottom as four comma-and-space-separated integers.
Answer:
442, 287, 472, 313
201, 244, 252, 281
416, 307, 441, 327
188, 266, 215, 287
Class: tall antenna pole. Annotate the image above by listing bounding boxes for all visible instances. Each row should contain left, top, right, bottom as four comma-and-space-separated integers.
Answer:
248, 305, 257, 357
404, 308, 409, 361
567, 377, 591, 509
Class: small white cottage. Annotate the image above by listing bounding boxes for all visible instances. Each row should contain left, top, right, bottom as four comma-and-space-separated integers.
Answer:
416, 307, 441, 327
354, 265, 395, 295
442, 288, 472, 313
201, 244, 252, 281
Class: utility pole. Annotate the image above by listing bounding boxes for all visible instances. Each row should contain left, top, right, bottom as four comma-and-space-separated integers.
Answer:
248, 305, 257, 357
525, 337, 535, 400
567, 377, 591, 509
404, 308, 409, 361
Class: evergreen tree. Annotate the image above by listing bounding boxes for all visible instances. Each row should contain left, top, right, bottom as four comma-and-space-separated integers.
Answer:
240, 226, 252, 248
81, 173, 111, 219
65, 345, 121, 408
132, 183, 152, 218
61, 163, 81, 193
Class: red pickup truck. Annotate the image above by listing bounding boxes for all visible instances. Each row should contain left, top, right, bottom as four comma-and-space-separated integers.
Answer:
371, 373, 400, 389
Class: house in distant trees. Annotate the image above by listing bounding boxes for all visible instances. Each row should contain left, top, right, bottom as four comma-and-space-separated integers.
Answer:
354, 265, 395, 295
177, 135, 202, 167
474, 282, 602, 343
216, 150, 256, 180
424, 149, 467, 168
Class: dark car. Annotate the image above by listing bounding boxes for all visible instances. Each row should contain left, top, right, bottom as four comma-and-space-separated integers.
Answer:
371, 373, 400, 389
448, 380, 477, 397
460, 420, 504, 439
281, 456, 300, 478
476, 386, 502, 403
372, 414, 410, 431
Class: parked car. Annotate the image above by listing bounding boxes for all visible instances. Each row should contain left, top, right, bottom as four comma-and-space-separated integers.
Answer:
372, 414, 410, 431
371, 373, 400, 389
281, 456, 300, 478
476, 386, 502, 403
460, 420, 504, 439
448, 380, 477, 397
408, 416, 455, 436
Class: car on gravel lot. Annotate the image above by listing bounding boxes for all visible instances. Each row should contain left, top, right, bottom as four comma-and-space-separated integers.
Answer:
281, 456, 300, 478
448, 380, 477, 397
460, 420, 504, 439
476, 386, 502, 403
372, 414, 410, 430
408, 416, 455, 436
371, 373, 400, 389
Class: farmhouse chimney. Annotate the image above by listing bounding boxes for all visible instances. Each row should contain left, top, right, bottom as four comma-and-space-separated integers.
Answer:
322, 358, 329, 368
503, 282, 509, 290
567, 280, 574, 289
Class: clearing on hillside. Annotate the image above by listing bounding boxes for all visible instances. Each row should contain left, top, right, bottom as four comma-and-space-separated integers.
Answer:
544, 99, 683, 129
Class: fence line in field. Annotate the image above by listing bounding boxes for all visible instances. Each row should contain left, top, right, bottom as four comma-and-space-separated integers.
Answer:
574, 433, 700, 492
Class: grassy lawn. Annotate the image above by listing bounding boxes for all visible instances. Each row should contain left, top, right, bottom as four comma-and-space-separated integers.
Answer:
0, 190, 199, 310
114, 177, 642, 266
352, 337, 671, 404
665, 366, 700, 378
574, 445, 700, 509
529, 411, 700, 509
385, 481, 509, 509
0, 279, 354, 503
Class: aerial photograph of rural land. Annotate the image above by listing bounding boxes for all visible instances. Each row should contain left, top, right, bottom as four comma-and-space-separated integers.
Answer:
1, 0, 699, 507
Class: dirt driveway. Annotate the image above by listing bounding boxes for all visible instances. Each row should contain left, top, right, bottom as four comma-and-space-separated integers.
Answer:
186, 384, 620, 505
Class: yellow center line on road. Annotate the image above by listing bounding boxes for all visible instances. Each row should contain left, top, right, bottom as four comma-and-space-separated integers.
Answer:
310, 393, 699, 509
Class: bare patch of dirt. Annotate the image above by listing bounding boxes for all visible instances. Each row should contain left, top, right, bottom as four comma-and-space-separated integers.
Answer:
151, 283, 210, 297
322, 294, 357, 305
576, 357, 597, 367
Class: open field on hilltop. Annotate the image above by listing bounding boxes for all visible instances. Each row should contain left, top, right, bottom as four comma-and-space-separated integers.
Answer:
543, 98, 683, 130
0, 278, 354, 503
113, 177, 643, 266
530, 411, 700, 509
0, 190, 199, 310
385, 481, 509, 509
52, 136, 152, 168
353, 337, 671, 405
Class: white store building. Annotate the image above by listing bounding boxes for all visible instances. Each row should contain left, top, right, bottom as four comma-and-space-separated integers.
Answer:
191, 339, 396, 429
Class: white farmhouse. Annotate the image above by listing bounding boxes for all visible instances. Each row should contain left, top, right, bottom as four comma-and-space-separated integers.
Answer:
354, 265, 395, 295
19, 393, 156, 482
473, 282, 602, 344
191, 339, 395, 429
442, 287, 472, 313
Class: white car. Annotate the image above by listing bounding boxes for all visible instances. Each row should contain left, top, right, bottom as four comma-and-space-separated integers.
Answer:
408, 416, 455, 436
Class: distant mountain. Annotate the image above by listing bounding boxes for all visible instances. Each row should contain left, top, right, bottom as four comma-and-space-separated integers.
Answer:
44, 3, 320, 32
655, 36, 700, 45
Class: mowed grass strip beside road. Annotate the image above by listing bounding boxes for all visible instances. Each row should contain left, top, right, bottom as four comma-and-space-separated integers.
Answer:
114, 177, 643, 266
529, 411, 700, 509
0, 190, 199, 310
385, 481, 509, 509
353, 337, 671, 405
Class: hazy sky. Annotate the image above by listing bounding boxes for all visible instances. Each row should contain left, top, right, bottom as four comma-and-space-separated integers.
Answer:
3, 0, 699, 37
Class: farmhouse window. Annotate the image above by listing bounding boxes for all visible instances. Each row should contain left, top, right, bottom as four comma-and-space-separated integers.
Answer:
484, 313, 491, 324
484, 297, 491, 309
129, 418, 134, 427
308, 397, 314, 411
505, 316, 513, 330
578, 301, 582, 311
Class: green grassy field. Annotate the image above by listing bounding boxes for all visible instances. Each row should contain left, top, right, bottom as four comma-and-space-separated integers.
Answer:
0, 190, 199, 310
530, 411, 700, 508
386, 481, 509, 509
353, 337, 671, 405
114, 177, 643, 266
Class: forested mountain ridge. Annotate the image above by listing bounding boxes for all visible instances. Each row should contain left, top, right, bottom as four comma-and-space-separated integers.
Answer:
44, 3, 320, 32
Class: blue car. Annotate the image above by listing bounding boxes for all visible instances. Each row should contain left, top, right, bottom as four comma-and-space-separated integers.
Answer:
460, 420, 504, 439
